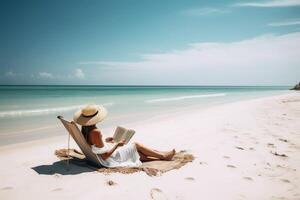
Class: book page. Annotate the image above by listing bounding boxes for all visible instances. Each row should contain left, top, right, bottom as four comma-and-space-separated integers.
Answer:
123, 129, 135, 144
113, 126, 135, 144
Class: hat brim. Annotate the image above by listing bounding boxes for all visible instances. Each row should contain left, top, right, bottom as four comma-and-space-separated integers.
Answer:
73, 105, 107, 126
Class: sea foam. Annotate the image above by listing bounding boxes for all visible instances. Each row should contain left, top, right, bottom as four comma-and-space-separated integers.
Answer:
0, 102, 114, 118
145, 93, 226, 103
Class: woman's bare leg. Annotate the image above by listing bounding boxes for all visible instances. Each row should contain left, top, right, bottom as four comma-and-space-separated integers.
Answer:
134, 142, 175, 161
138, 151, 160, 162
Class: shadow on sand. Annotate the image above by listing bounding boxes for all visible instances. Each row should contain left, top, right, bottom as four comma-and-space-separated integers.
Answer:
32, 150, 195, 176
32, 158, 97, 175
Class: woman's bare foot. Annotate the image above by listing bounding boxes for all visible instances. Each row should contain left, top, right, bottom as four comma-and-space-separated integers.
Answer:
163, 149, 176, 161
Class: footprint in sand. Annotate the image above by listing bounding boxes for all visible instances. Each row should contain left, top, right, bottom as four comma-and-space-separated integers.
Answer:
53, 173, 62, 179
243, 177, 253, 181
279, 138, 288, 143
227, 165, 236, 168
106, 180, 117, 186
185, 177, 195, 181
280, 179, 290, 183
293, 193, 300, 197
238, 194, 247, 199
250, 136, 257, 140
235, 146, 245, 150
51, 188, 63, 192
267, 143, 275, 148
1, 186, 13, 191
271, 151, 288, 158
150, 188, 168, 200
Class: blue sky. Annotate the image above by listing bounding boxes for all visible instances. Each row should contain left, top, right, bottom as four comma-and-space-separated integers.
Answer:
1, 0, 300, 85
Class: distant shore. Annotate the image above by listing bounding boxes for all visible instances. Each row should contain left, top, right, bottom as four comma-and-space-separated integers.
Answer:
0, 92, 299, 200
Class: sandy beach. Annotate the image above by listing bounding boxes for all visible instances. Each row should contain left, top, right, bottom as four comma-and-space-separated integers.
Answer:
0, 92, 299, 200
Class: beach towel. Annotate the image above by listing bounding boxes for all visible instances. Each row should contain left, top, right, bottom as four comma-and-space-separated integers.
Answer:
55, 149, 194, 176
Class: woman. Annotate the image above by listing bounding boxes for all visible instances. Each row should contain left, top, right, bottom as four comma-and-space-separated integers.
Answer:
73, 104, 176, 168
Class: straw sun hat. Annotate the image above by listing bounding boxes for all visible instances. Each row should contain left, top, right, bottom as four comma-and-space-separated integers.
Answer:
73, 104, 107, 126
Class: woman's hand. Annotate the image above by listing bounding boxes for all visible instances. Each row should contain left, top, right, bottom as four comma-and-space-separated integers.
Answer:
101, 139, 126, 160
105, 137, 114, 143
117, 139, 126, 147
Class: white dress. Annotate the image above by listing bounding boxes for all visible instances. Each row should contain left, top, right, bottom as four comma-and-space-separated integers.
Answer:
91, 142, 142, 168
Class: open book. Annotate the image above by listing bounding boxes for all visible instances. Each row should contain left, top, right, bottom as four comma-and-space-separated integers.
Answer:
113, 126, 135, 144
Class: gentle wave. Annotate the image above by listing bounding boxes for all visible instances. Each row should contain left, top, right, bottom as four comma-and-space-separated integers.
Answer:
145, 93, 226, 103
0, 102, 114, 118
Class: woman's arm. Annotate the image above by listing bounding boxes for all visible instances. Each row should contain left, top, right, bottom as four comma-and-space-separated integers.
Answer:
90, 130, 124, 160
100, 142, 123, 160
105, 137, 114, 143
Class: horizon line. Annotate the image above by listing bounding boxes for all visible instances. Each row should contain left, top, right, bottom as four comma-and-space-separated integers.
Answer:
0, 84, 292, 87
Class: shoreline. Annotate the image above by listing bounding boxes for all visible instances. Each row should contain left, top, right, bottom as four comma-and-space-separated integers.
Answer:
0, 92, 299, 200
0, 91, 293, 148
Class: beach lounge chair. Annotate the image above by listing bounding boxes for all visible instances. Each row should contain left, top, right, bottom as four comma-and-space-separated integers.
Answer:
57, 116, 102, 167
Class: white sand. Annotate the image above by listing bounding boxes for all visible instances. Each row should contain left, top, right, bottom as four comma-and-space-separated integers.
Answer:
0, 92, 299, 200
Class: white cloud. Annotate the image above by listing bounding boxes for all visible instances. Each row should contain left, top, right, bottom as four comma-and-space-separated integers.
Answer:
268, 19, 300, 26
38, 72, 54, 79
234, 0, 300, 7
182, 7, 230, 16
74, 68, 85, 79
4, 71, 23, 78
35, 69, 85, 80
5, 71, 18, 77
82, 32, 300, 69
80, 32, 300, 85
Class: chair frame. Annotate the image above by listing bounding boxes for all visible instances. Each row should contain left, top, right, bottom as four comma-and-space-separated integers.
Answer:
57, 116, 103, 168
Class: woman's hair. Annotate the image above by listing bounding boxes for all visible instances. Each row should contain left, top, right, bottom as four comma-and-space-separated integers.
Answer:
81, 124, 96, 141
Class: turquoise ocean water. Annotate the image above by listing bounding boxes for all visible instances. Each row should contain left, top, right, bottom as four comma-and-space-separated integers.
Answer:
0, 85, 290, 146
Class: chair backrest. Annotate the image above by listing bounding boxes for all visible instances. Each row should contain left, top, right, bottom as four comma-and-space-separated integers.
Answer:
57, 116, 102, 167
